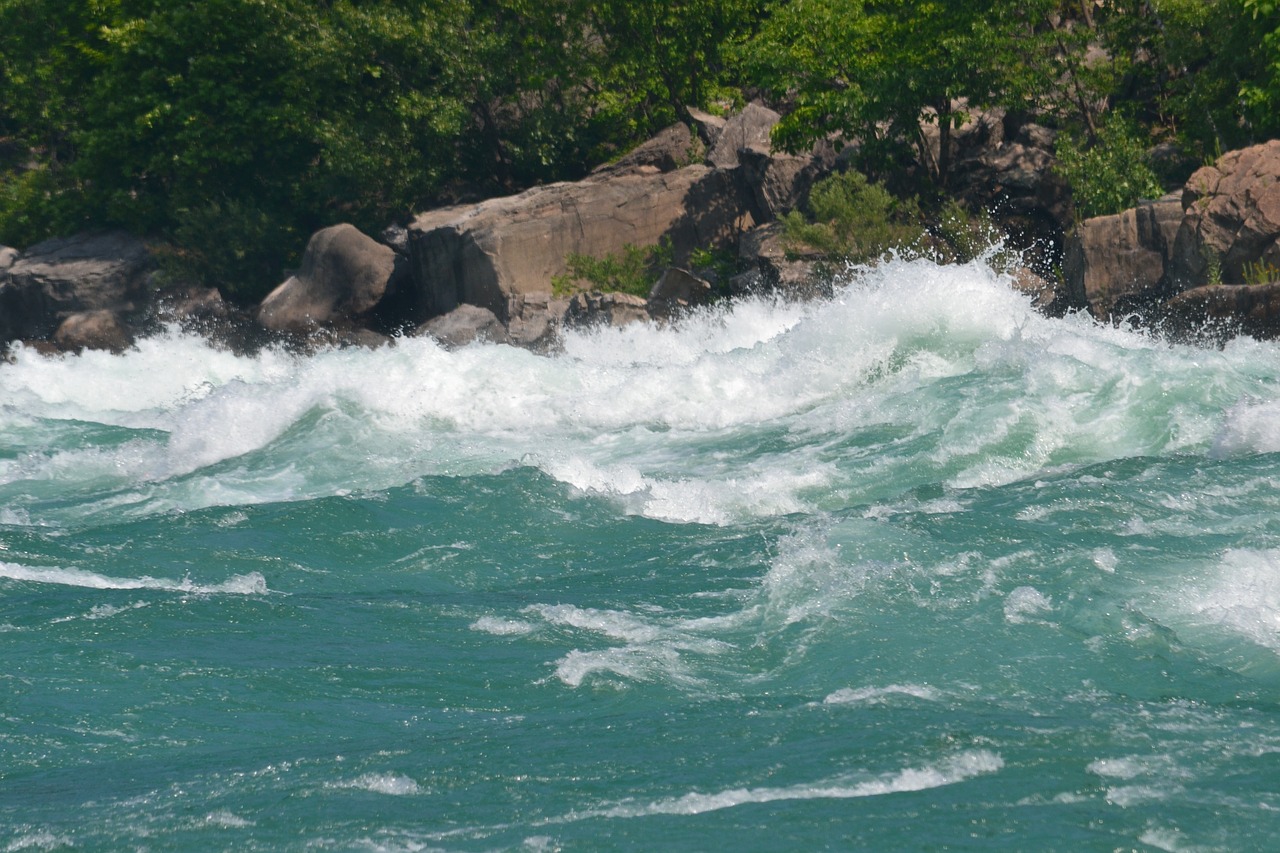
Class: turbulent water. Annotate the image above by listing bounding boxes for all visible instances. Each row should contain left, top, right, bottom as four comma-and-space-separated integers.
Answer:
4, 257, 1280, 851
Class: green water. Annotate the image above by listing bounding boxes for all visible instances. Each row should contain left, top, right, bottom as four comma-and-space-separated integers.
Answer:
3, 259, 1280, 851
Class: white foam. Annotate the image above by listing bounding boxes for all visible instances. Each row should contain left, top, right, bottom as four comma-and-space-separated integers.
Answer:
0, 562, 268, 595
589, 750, 1003, 818
823, 684, 942, 705
470, 616, 536, 636
331, 773, 422, 796
1164, 548, 1280, 657
1004, 586, 1053, 624
9, 257, 1280, 524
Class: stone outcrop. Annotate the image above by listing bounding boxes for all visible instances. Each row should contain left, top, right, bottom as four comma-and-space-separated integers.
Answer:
1169, 139, 1280, 291
406, 166, 754, 324
731, 222, 827, 298
52, 310, 134, 353
706, 103, 780, 170
592, 122, 701, 176
1164, 282, 1280, 342
1063, 193, 1182, 318
256, 223, 398, 333
0, 231, 153, 349
649, 267, 713, 319
563, 291, 651, 329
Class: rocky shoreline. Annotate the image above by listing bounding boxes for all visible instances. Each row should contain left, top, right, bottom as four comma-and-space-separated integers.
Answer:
5, 105, 1280, 359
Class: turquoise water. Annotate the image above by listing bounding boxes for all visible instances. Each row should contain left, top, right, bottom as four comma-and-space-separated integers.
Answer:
4, 257, 1280, 851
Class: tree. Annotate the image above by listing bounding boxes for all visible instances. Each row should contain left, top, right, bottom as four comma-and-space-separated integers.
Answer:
746, 0, 1058, 186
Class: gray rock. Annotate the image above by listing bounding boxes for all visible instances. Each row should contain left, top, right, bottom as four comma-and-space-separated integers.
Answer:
415, 303, 508, 348
1063, 193, 1182, 319
593, 123, 702, 176
1164, 281, 1280, 342
52, 309, 133, 353
706, 103, 781, 170
1, 230, 152, 346
0, 245, 17, 272
563, 292, 650, 329
736, 222, 824, 298
738, 140, 836, 222
686, 107, 727, 148
407, 166, 754, 324
256, 224, 396, 333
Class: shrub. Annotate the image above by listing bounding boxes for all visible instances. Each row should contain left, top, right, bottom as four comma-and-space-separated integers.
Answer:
552, 240, 673, 298
1054, 114, 1164, 221
782, 170, 923, 262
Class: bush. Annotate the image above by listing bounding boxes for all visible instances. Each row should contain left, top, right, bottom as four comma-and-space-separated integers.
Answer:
1054, 115, 1165, 221
782, 170, 923, 262
552, 240, 673, 298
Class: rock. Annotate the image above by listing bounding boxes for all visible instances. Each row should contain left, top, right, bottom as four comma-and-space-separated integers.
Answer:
735, 222, 825, 298
706, 102, 781, 170
686, 107, 727, 148
51, 309, 133, 353
415, 303, 508, 348
1062, 193, 1183, 319
1170, 140, 1280, 291
1008, 266, 1065, 314
738, 139, 836, 222
650, 267, 713, 304
563, 292, 650, 329
0, 231, 152, 345
0, 245, 17, 272
256, 223, 396, 333
380, 223, 410, 255
648, 267, 713, 320
593, 123, 701, 176
406, 165, 754, 324
1164, 282, 1280, 342
506, 292, 568, 352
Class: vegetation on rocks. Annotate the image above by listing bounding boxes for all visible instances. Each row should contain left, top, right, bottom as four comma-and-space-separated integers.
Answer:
4, 0, 1280, 301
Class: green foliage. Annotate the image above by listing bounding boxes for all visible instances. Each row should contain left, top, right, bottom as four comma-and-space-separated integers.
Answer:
553, 241, 674, 298
782, 171, 922, 262
158, 199, 302, 301
1204, 246, 1223, 285
1243, 258, 1280, 285
745, 0, 1058, 184
1054, 114, 1164, 220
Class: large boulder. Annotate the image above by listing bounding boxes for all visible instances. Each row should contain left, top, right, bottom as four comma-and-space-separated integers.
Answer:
1164, 281, 1280, 342
739, 140, 837, 222
406, 165, 754, 323
1062, 193, 1183, 319
1169, 140, 1280, 291
733, 222, 825, 299
52, 310, 134, 353
256, 223, 397, 333
706, 102, 781, 170
414, 303, 508, 348
0, 231, 152, 346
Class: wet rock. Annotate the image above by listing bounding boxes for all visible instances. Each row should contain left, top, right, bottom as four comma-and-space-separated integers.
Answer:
52, 309, 133, 353
1, 231, 152, 345
563, 292, 651, 329
1062, 193, 1182, 319
415, 303, 508, 348
256, 224, 396, 333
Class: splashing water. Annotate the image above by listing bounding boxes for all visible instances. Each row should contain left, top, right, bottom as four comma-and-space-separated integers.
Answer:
3, 257, 1280, 850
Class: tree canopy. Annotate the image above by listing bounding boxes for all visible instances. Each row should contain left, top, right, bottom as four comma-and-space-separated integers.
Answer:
3, 0, 1280, 299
